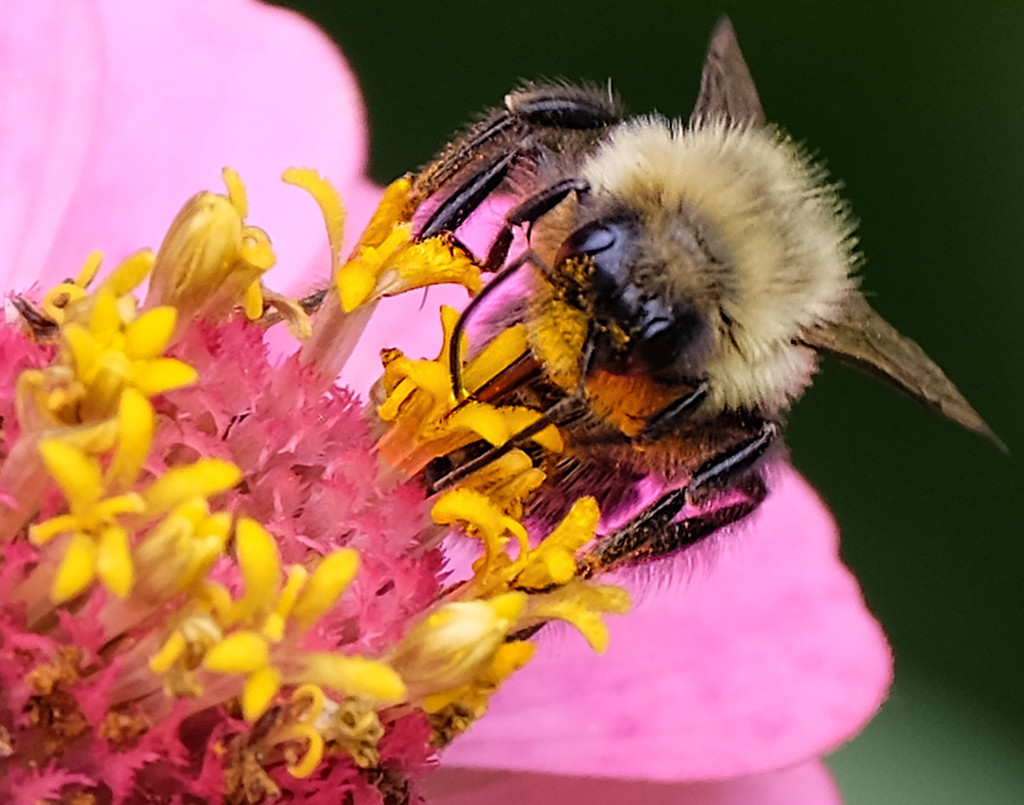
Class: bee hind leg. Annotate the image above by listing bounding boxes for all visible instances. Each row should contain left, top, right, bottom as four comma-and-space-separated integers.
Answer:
580, 422, 777, 575
635, 381, 710, 444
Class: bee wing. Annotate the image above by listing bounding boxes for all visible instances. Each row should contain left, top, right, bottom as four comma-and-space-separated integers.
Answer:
689, 17, 766, 129
801, 292, 1004, 449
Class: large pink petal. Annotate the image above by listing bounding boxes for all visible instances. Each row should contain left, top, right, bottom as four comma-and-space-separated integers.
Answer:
425, 760, 841, 805
10, 0, 375, 293
342, 285, 470, 390
0, 1, 103, 291
442, 465, 891, 780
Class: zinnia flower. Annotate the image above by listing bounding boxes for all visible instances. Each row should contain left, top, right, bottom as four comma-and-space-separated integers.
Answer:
0, 1, 892, 803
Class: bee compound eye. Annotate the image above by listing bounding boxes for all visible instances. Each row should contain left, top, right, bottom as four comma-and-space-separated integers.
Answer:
556, 218, 636, 300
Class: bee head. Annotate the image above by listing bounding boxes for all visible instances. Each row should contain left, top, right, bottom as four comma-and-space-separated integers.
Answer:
554, 216, 712, 382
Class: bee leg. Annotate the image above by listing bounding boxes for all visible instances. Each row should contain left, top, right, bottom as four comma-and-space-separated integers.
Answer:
687, 421, 778, 503
416, 84, 624, 200
484, 177, 590, 271
419, 151, 517, 239
426, 395, 584, 493
446, 179, 589, 397
448, 247, 556, 398
635, 381, 709, 444
10, 296, 59, 340
580, 422, 777, 574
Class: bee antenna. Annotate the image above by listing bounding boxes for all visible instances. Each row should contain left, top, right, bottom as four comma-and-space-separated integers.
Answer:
449, 249, 550, 399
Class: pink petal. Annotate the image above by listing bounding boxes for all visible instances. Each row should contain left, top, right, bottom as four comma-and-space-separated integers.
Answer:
442, 465, 891, 780
0, 0, 103, 290
4, 0, 375, 293
425, 759, 842, 805
343, 285, 472, 391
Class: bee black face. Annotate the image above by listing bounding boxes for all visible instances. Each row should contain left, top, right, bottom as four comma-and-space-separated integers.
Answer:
555, 217, 711, 381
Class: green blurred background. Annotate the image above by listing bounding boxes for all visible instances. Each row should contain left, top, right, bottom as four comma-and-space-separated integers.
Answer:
279, 1, 1022, 799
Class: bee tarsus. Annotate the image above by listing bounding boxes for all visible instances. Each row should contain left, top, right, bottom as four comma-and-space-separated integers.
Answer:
581, 473, 769, 576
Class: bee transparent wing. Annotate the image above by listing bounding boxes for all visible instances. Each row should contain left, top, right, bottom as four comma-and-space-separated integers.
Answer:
689, 17, 766, 129
800, 292, 1004, 448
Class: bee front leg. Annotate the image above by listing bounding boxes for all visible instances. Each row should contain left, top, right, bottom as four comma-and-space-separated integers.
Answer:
580, 421, 777, 575
482, 177, 590, 271
419, 151, 518, 239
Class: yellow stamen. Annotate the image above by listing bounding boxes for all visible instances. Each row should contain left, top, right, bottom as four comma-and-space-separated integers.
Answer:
389, 594, 526, 696
202, 630, 269, 675
96, 524, 133, 598
143, 458, 241, 516
101, 250, 154, 297
148, 191, 244, 310
244, 281, 264, 320
290, 548, 359, 629
283, 167, 346, 273
242, 665, 282, 721
432, 488, 528, 569
37, 439, 102, 511
523, 581, 632, 653
106, 388, 154, 488
149, 631, 188, 675
222, 166, 249, 219
75, 249, 104, 288
302, 654, 406, 703
514, 497, 599, 589
51, 532, 99, 603
123, 307, 177, 360
231, 518, 281, 624
130, 358, 199, 397
283, 723, 324, 778
356, 175, 415, 249
421, 639, 536, 714
262, 565, 308, 642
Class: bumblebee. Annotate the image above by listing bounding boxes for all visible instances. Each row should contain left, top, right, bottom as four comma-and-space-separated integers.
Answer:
412, 19, 998, 574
